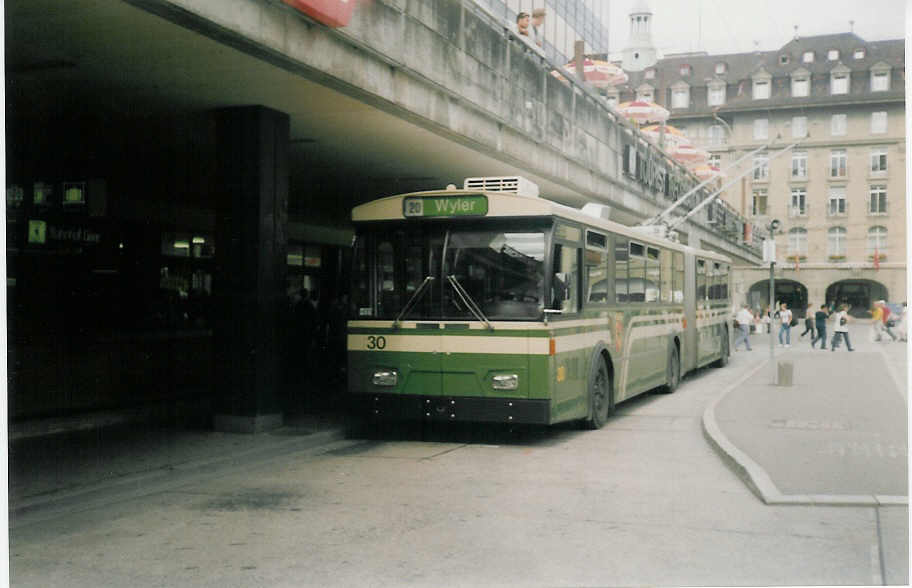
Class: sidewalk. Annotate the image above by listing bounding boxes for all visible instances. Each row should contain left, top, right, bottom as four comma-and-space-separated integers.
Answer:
704, 323, 909, 505
9, 403, 353, 523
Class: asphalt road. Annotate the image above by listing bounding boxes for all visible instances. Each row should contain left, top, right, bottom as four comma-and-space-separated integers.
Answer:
10, 347, 908, 586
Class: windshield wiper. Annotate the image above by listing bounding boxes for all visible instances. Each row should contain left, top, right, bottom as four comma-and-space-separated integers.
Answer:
393, 275, 435, 328
447, 275, 494, 331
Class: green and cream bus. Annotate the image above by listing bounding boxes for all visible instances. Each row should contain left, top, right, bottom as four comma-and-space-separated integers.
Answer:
348, 177, 731, 428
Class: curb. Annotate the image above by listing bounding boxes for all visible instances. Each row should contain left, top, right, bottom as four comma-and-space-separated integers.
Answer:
701, 357, 909, 507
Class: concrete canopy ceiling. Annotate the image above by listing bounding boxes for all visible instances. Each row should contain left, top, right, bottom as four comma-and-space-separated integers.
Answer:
6, 0, 588, 209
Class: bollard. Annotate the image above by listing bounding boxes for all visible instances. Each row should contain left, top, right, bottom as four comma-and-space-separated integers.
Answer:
776, 360, 794, 387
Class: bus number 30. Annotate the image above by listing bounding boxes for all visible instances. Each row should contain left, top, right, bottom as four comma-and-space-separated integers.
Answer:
366, 335, 387, 350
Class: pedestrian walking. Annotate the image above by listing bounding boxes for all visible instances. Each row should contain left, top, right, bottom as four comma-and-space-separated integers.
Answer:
777, 302, 793, 347
799, 304, 815, 341
881, 300, 898, 341
811, 304, 829, 350
761, 305, 771, 334
898, 302, 908, 342
869, 301, 885, 342
733, 303, 754, 351
831, 304, 854, 351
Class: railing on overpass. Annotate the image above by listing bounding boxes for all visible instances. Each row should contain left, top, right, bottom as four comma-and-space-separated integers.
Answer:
462, 0, 763, 258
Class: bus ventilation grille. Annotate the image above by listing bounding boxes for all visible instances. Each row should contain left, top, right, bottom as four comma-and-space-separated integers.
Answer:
463, 176, 539, 198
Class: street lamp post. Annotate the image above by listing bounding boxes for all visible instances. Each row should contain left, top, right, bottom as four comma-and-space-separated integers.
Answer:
765, 219, 781, 383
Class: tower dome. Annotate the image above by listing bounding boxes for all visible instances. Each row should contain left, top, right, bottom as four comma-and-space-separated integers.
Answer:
622, 1, 657, 72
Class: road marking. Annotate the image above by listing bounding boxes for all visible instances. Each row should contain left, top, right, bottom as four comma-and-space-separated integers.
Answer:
874, 343, 907, 403
819, 441, 908, 459
769, 419, 849, 431
870, 543, 883, 586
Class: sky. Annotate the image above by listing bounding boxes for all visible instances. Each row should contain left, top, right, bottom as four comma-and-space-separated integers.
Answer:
605, 0, 908, 57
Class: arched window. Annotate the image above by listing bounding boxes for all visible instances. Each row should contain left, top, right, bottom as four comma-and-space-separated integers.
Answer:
787, 227, 807, 256
827, 227, 847, 257
867, 226, 887, 255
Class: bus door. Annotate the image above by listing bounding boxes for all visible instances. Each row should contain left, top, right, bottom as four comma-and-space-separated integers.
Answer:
696, 258, 712, 364
682, 253, 698, 372
354, 231, 444, 398
398, 232, 445, 397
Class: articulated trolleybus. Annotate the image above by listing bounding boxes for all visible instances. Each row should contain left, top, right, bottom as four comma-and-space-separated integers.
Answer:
348, 177, 731, 428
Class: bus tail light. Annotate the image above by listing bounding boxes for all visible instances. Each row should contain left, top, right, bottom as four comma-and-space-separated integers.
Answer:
492, 374, 519, 390
372, 370, 398, 387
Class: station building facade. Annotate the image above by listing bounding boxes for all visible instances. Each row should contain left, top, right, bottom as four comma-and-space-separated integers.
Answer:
614, 32, 906, 316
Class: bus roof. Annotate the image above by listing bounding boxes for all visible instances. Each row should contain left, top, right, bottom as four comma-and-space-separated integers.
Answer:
352, 189, 731, 263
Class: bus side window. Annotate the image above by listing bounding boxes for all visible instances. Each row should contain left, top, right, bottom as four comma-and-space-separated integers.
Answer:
720, 263, 729, 299
551, 244, 579, 313
673, 252, 684, 303
628, 242, 646, 302
646, 247, 660, 303
696, 259, 707, 301
585, 248, 607, 304
711, 262, 721, 300
660, 249, 673, 303
614, 237, 629, 303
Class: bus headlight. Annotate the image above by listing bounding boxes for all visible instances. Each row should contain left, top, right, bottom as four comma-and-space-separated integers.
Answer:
492, 374, 519, 390
372, 370, 398, 387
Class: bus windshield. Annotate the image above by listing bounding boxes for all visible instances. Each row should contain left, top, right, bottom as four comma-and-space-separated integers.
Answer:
352, 222, 547, 321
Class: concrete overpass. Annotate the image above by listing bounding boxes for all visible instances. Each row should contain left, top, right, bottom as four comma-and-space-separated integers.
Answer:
8, 0, 762, 263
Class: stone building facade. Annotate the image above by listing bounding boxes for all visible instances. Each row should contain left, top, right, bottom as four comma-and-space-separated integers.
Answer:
614, 28, 905, 316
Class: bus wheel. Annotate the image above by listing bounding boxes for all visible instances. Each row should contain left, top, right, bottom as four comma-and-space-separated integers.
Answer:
659, 345, 680, 394
713, 329, 730, 367
584, 357, 613, 430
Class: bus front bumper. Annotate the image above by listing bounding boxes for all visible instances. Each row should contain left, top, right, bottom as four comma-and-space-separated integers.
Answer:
350, 393, 551, 425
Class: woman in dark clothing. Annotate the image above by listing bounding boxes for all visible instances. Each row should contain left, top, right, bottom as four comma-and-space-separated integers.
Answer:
799, 304, 815, 340
811, 304, 829, 349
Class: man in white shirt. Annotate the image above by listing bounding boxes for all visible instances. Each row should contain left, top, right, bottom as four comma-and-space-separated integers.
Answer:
734, 304, 754, 351
777, 302, 793, 347
831, 304, 854, 351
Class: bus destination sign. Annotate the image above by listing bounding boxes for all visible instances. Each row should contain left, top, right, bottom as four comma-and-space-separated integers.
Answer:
403, 195, 488, 218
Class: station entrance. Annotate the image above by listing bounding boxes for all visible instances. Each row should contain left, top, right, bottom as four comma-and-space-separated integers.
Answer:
826, 280, 889, 317
746, 279, 809, 317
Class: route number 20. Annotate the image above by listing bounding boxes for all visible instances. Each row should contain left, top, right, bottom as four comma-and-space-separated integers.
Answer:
366, 335, 387, 350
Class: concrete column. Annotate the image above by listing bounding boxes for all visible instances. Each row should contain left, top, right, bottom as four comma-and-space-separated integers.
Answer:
212, 106, 289, 433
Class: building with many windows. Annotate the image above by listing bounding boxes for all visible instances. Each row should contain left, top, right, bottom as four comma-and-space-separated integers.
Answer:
616, 27, 905, 316
472, 0, 610, 63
